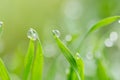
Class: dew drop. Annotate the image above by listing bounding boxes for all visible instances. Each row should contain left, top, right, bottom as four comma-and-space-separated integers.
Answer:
110, 32, 118, 42
0, 21, 3, 27
76, 52, 80, 59
104, 38, 113, 47
52, 30, 60, 38
65, 34, 72, 42
27, 28, 38, 41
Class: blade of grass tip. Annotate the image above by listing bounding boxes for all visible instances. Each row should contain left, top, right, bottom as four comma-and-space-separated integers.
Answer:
24, 28, 38, 80
52, 30, 82, 80
77, 16, 120, 52
24, 40, 34, 80
31, 37, 44, 80
0, 58, 10, 80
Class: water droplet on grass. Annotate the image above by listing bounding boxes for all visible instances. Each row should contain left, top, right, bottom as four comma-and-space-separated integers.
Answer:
52, 30, 60, 38
76, 52, 81, 59
27, 28, 38, 41
104, 38, 113, 47
110, 32, 118, 42
0, 21, 3, 27
65, 34, 72, 42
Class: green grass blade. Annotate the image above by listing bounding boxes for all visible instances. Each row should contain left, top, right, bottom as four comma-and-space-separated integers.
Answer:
67, 67, 77, 80
77, 16, 120, 51
24, 40, 34, 80
0, 58, 10, 80
75, 54, 84, 80
88, 16, 120, 33
52, 31, 84, 80
31, 39, 44, 80
97, 60, 109, 80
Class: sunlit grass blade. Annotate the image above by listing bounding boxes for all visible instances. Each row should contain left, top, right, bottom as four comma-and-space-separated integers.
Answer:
52, 30, 84, 80
97, 59, 109, 80
0, 58, 10, 80
67, 67, 77, 80
77, 16, 120, 51
24, 40, 34, 80
31, 39, 44, 80
75, 53, 84, 80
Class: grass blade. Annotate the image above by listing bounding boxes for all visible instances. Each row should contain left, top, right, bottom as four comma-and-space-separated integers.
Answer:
77, 16, 120, 51
24, 40, 34, 80
0, 58, 10, 80
75, 53, 84, 80
97, 59, 109, 80
31, 39, 44, 80
52, 30, 84, 80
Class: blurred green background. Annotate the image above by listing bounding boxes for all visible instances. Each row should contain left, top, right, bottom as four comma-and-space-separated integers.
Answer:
0, 0, 120, 80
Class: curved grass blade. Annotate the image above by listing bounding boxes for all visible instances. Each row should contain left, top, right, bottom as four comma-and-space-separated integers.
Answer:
24, 40, 34, 80
52, 30, 84, 80
0, 58, 10, 80
77, 16, 120, 52
31, 38, 44, 80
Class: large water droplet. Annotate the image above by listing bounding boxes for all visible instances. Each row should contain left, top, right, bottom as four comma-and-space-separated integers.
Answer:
0, 21, 3, 27
27, 28, 38, 41
104, 38, 113, 47
65, 34, 72, 42
52, 30, 60, 38
110, 32, 118, 42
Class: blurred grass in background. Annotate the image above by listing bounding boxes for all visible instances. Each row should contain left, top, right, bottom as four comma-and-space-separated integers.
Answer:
0, 0, 120, 80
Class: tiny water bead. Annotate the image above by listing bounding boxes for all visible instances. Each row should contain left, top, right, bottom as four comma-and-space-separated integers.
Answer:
27, 28, 38, 41
65, 34, 72, 42
76, 52, 81, 59
0, 21, 3, 27
52, 30, 60, 38
104, 38, 113, 47
110, 32, 118, 42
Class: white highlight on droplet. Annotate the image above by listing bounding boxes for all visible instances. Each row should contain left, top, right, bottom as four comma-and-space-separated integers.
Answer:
52, 30, 60, 38
27, 28, 38, 41
104, 38, 113, 47
65, 34, 72, 42
110, 32, 118, 42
